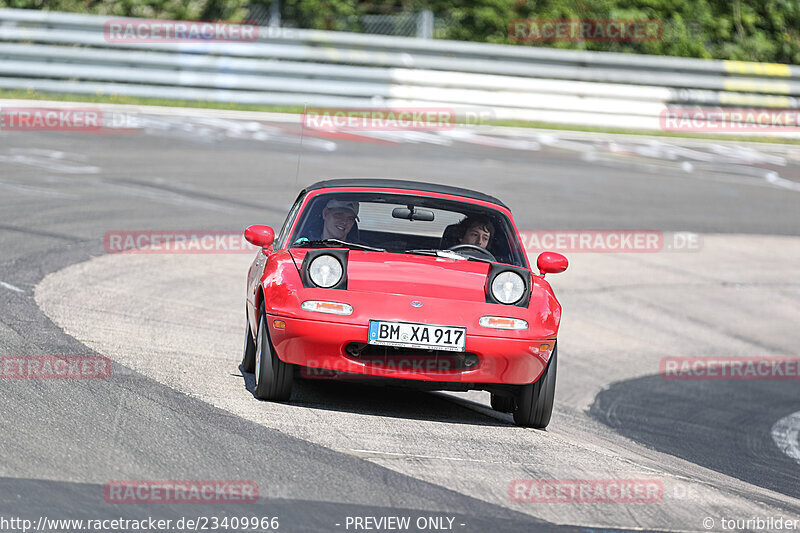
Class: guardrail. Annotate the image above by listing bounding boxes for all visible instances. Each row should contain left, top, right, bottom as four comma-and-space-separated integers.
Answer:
1, 8, 798, 133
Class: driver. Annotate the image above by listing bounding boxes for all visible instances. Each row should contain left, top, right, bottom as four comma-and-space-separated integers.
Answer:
455, 215, 494, 249
320, 199, 359, 241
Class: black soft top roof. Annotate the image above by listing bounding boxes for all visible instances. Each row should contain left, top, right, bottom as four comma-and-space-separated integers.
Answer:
305, 178, 508, 209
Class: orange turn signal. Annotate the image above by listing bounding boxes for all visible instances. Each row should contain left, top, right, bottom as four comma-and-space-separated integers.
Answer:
273, 320, 286, 329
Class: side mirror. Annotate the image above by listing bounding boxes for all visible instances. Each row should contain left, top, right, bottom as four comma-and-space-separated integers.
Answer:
244, 224, 275, 249
537, 252, 568, 276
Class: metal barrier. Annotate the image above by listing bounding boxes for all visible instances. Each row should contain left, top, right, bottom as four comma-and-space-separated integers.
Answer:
0, 8, 798, 133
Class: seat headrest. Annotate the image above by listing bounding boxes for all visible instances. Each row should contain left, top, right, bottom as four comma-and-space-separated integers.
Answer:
440, 223, 462, 249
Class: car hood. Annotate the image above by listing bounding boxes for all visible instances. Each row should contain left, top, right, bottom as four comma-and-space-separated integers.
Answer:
290, 250, 492, 301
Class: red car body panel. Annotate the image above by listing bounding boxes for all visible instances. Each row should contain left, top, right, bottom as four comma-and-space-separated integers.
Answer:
294, 249, 490, 301
246, 184, 563, 387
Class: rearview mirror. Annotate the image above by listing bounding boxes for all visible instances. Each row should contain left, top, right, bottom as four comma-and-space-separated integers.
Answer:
244, 224, 275, 248
537, 252, 568, 276
391, 207, 435, 221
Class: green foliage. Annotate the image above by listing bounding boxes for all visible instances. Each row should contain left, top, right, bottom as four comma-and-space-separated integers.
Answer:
434, 0, 800, 63
443, 0, 800, 63
0, 0, 249, 21
9, 0, 800, 63
273, 0, 359, 31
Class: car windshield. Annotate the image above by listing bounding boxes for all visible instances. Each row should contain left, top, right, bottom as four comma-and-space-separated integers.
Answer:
289, 191, 527, 267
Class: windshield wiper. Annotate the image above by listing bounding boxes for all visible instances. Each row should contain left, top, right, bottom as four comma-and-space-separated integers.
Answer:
404, 249, 492, 262
294, 238, 386, 252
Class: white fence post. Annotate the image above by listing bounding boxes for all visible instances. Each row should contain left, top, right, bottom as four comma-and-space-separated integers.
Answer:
416, 10, 433, 39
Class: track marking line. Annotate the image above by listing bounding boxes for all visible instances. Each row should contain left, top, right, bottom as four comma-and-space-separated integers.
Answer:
0, 281, 24, 293
771, 410, 800, 464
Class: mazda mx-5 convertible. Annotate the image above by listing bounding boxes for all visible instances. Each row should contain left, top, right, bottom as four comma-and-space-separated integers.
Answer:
241, 179, 568, 428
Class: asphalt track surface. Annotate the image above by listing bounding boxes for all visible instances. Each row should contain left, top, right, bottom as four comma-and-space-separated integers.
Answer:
2, 105, 800, 532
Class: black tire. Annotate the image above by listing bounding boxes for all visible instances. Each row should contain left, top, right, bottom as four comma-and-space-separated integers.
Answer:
253, 303, 293, 401
241, 308, 256, 373
513, 344, 557, 428
490, 393, 515, 413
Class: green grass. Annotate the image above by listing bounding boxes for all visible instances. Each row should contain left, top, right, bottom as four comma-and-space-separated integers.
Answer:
2, 88, 799, 145
0, 88, 306, 113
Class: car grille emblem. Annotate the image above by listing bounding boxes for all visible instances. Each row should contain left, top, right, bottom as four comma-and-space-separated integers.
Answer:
410, 300, 423, 307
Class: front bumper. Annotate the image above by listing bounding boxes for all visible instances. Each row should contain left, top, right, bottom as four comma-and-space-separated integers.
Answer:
267, 314, 554, 385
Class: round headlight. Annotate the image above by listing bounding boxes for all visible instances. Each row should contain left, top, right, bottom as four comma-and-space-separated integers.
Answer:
309, 255, 343, 288
491, 271, 525, 304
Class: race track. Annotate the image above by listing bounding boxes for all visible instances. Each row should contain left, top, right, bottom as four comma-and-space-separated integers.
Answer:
2, 104, 800, 532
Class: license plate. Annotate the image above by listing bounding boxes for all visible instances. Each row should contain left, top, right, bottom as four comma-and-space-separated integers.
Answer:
368, 321, 466, 352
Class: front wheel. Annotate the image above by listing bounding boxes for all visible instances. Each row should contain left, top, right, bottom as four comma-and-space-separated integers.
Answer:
513, 344, 557, 428
253, 304, 293, 401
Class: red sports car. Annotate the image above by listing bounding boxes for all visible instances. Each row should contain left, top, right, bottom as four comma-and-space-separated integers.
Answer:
241, 179, 567, 428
